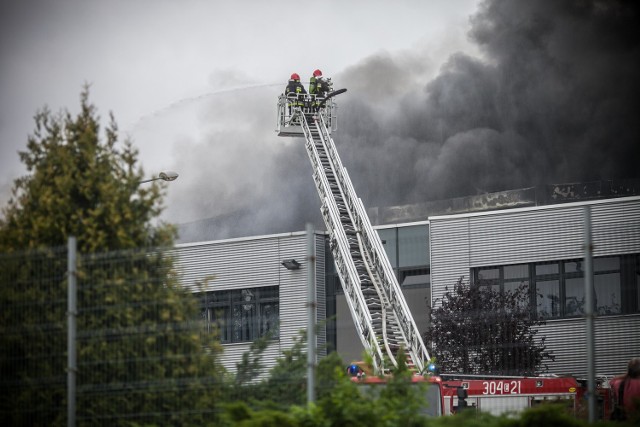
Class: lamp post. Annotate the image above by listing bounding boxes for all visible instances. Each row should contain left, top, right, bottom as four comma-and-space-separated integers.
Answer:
139, 171, 179, 184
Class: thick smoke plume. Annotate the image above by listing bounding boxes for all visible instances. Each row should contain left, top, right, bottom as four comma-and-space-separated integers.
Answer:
171, 0, 640, 242
337, 0, 640, 205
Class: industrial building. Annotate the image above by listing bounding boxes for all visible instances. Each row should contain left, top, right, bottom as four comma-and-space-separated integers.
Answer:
173, 180, 640, 378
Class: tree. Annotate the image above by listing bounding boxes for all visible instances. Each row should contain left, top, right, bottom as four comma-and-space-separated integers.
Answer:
221, 348, 434, 427
424, 278, 554, 375
0, 86, 172, 253
227, 329, 310, 408
0, 86, 224, 425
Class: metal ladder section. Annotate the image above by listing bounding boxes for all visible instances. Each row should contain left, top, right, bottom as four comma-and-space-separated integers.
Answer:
298, 109, 430, 374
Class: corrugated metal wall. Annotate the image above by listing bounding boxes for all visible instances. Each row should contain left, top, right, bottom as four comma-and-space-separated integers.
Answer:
172, 231, 326, 376
429, 217, 470, 303
429, 196, 640, 376
314, 234, 327, 358
539, 315, 640, 377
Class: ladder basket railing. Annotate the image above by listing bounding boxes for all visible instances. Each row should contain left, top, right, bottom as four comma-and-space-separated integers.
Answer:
276, 95, 336, 136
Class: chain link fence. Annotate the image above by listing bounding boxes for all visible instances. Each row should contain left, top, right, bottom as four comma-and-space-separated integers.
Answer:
1, 243, 225, 426
2, 205, 634, 423
0, 245, 68, 425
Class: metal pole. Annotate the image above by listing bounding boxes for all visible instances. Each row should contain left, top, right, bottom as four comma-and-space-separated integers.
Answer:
67, 236, 77, 427
583, 207, 596, 423
306, 223, 317, 404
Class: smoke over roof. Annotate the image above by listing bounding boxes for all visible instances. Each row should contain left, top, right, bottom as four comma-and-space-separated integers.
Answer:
173, 0, 640, 243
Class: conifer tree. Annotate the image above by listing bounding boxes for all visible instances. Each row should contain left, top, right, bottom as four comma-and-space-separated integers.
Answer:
0, 86, 171, 253
0, 86, 224, 425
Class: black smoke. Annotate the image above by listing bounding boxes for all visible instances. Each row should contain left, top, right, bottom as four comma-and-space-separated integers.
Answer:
174, 0, 640, 242
336, 0, 639, 207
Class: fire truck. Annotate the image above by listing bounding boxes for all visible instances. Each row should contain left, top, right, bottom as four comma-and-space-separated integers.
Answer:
439, 374, 580, 416
348, 372, 615, 418
276, 89, 614, 420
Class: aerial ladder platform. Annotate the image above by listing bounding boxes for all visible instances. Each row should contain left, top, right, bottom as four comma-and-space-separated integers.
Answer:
276, 91, 430, 374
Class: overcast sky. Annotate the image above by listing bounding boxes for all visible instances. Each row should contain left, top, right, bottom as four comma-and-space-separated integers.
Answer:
3, 1, 638, 242
0, 0, 478, 223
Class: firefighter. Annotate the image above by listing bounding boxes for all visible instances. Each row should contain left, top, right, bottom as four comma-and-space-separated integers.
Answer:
610, 357, 640, 422
309, 69, 331, 109
456, 386, 469, 413
346, 362, 365, 378
284, 73, 307, 114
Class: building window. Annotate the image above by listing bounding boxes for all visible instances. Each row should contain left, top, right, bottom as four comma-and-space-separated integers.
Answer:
398, 225, 429, 268
475, 264, 530, 311
593, 257, 622, 315
543, 257, 622, 318
199, 286, 279, 343
475, 264, 530, 292
376, 225, 431, 289
376, 224, 430, 270
472, 254, 633, 320
399, 267, 430, 288
377, 228, 397, 268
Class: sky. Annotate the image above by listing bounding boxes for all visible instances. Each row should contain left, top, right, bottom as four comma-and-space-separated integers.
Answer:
1, 0, 478, 231
2, 0, 639, 242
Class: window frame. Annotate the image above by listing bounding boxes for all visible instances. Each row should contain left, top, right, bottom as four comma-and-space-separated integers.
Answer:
200, 285, 279, 344
471, 254, 634, 320
473, 263, 533, 313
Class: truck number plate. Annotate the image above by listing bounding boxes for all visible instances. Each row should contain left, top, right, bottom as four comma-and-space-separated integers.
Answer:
482, 380, 522, 395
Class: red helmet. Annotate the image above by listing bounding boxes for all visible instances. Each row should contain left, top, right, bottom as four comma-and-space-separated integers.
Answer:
313, 69, 322, 77
290, 73, 300, 80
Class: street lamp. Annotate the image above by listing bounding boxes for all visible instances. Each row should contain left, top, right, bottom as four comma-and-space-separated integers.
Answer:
139, 171, 179, 184
281, 259, 301, 270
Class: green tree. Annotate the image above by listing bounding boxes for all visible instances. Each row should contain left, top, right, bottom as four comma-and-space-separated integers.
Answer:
0, 86, 171, 253
425, 278, 554, 375
376, 347, 431, 426
0, 87, 224, 425
221, 348, 434, 427
264, 331, 309, 406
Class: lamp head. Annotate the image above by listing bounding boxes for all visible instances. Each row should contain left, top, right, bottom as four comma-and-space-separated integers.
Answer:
159, 171, 179, 181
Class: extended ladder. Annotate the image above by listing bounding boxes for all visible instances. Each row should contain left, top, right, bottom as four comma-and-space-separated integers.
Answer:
276, 95, 430, 374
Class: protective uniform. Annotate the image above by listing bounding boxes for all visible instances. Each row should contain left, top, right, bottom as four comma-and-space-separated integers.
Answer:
309, 69, 331, 108
284, 73, 307, 112
285, 73, 306, 96
309, 69, 329, 95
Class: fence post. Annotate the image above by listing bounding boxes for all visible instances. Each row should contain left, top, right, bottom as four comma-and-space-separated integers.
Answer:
306, 223, 316, 405
583, 207, 596, 423
67, 236, 77, 427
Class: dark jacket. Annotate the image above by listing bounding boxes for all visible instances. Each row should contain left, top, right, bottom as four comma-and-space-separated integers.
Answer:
285, 79, 306, 96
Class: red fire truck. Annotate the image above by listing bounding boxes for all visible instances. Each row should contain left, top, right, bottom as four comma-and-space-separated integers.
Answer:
439, 374, 579, 416
574, 376, 614, 421
350, 373, 614, 419
349, 374, 444, 417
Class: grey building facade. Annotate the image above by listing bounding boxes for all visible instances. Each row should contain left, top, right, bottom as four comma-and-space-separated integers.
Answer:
173, 185, 640, 378
173, 231, 327, 376
429, 196, 640, 377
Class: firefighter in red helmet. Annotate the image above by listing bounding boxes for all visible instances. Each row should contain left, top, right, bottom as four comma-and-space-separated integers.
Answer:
285, 73, 306, 97
309, 69, 331, 109
284, 72, 307, 113
309, 69, 330, 97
